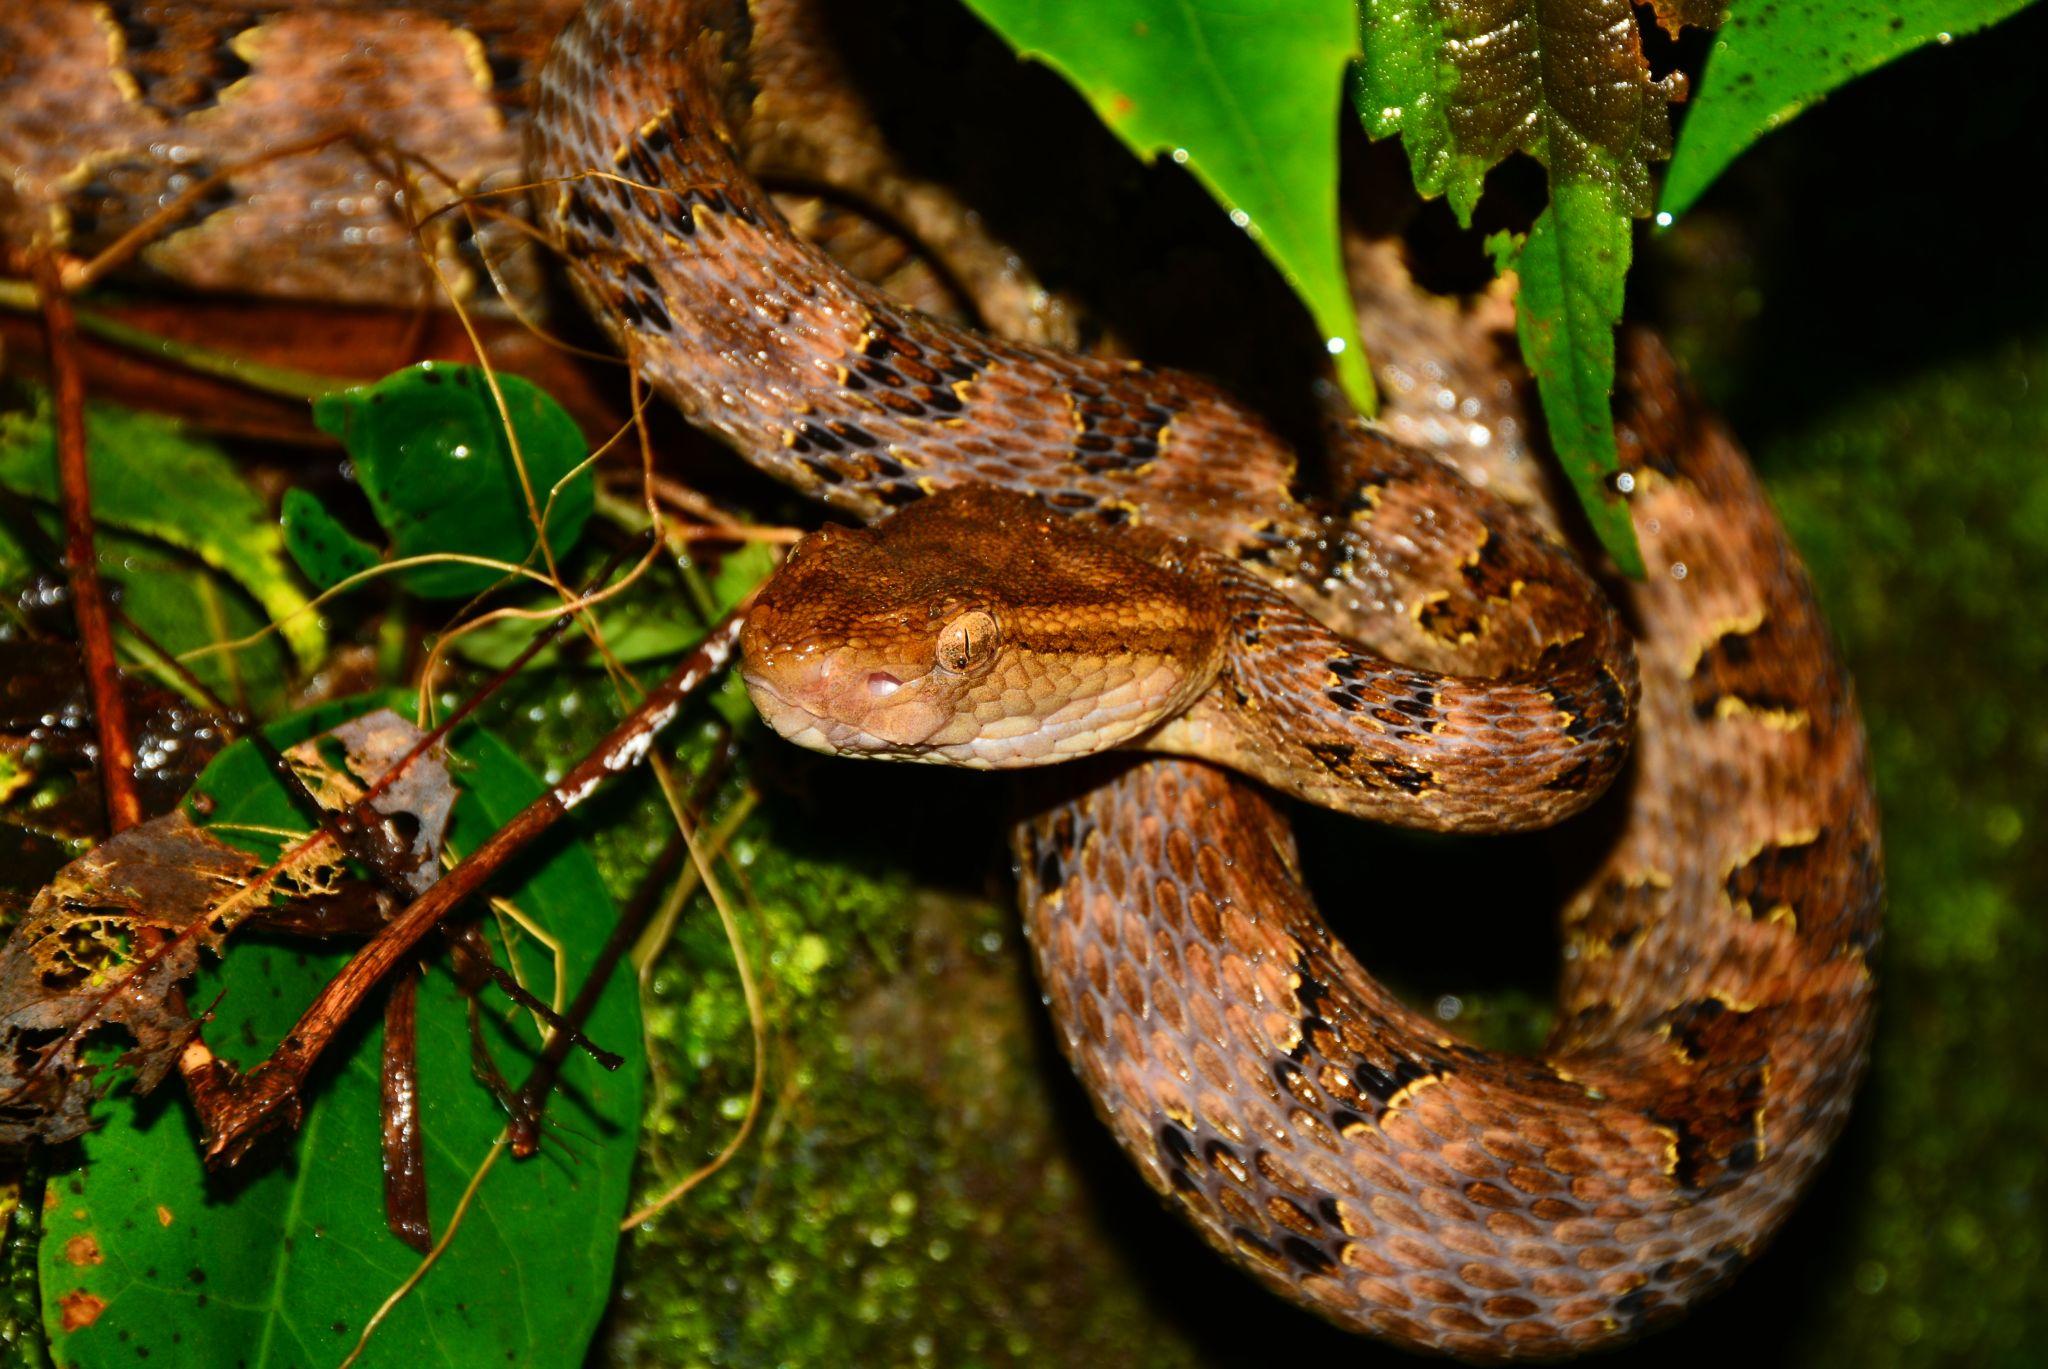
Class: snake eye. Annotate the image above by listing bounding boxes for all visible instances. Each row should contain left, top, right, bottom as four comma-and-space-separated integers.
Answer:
935, 610, 999, 674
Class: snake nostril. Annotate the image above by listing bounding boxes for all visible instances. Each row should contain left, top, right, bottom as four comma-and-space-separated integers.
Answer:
866, 672, 903, 700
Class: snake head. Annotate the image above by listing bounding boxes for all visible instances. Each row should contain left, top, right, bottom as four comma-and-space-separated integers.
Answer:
740, 486, 1225, 768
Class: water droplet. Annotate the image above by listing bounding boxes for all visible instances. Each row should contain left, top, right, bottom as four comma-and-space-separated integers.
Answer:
1171, 147, 1189, 164
1228, 208, 1250, 229
1670, 561, 1689, 580
1615, 471, 1636, 494
1654, 211, 1674, 228
1935, 30, 1953, 44
1325, 336, 1346, 355
1434, 995, 1463, 1021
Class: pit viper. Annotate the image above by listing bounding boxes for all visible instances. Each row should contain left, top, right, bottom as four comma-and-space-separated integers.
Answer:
0, 0, 1882, 1357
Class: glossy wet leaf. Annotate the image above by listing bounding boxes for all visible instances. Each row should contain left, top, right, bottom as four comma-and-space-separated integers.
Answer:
302, 363, 594, 600
0, 393, 323, 671
39, 703, 643, 1368
1661, 0, 2041, 216
0, 516, 294, 714
958, 0, 1374, 411
1489, 180, 1644, 576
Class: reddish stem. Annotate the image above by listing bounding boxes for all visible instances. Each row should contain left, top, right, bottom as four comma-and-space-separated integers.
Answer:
34, 253, 141, 834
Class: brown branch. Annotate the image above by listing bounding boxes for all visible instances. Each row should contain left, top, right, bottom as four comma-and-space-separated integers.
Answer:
380, 968, 431, 1253
34, 252, 140, 834
200, 610, 748, 1167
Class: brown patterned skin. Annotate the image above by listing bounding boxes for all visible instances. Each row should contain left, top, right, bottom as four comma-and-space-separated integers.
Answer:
743, 483, 1634, 831
1014, 348, 1882, 1356
0, 0, 1068, 331
532, 0, 1884, 1352
0, 0, 1883, 1357
527, 0, 1882, 1358
0, 0, 581, 304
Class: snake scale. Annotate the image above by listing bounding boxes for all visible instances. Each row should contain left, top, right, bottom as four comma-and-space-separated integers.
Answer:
0, 0, 1882, 1358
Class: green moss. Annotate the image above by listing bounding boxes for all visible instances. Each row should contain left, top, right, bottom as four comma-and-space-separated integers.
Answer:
1751, 335, 2048, 1367
605, 795, 1199, 1367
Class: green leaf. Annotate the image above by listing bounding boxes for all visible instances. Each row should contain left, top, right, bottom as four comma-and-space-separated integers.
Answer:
1662, 0, 2040, 218
280, 486, 381, 592
39, 703, 643, 1369
0, 394, 324, 672
309, 363, 594, 600
957, 0, 1375, 411
1488, 177, 1644, 577
0, 518, 292, 713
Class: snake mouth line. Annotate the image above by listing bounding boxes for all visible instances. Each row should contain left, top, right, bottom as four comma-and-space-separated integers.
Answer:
742, 668, 936, 760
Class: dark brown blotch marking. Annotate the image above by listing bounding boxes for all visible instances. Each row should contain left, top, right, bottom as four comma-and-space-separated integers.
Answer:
1563, 663, 1632, 746
111, 3, 253, 117
1650, 998, 1771, 1191
1366, 759, 1431, 795
1282, 1236, 1336, 1276
1689, 615, 1807, 721
68, 156, 234, 243
1460, 527, 1524, 602
1725, 836, 1824, 926
1418, 595, 1485, 645
1067, 391, 1171, 475
1305, 741, 1356, 774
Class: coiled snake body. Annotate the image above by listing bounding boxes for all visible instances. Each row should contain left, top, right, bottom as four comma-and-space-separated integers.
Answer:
1, 0, 1883, 1357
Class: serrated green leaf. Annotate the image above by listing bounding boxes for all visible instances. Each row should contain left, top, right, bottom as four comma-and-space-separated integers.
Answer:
39, 703, 642, 1369
957, 0, 1374, 411
1489, 177, 1644, 576
0, 395, 323, 672
1661, 0, 2040, 217
311, 363, 594, 600
1354, 0, 1676, 224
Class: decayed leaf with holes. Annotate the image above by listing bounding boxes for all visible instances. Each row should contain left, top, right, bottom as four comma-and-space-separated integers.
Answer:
0, 813, 267, 1145
0, 709, 453, 1146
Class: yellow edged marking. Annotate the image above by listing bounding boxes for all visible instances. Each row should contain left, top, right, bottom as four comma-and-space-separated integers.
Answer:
1682, 607, 1768, 678
1382, 1072, 1440, 1115
1713, 695, 1811, 731
451, 26, 496, 98
94, 8, 144, 104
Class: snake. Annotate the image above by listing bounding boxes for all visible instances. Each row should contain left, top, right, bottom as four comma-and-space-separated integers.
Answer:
0, 0, 1883, 1358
